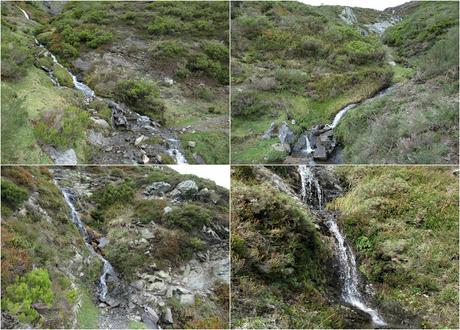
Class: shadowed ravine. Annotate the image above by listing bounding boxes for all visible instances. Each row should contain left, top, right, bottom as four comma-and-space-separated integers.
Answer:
298, 165, 387, 327
19, 7, 187, 165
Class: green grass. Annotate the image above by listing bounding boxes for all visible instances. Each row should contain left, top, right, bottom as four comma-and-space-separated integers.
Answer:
181, 131, 229, 164
77, 291, 100, 329
330, 166, 459, 329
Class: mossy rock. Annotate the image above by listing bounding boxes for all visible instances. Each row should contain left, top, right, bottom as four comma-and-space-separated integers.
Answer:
53, 64, 74, 88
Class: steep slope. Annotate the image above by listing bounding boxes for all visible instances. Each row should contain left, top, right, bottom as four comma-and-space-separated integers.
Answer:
1, 1, 229, 164
336, 1, 458, 164
1, 166, 229, 329
231, 165, 458, 328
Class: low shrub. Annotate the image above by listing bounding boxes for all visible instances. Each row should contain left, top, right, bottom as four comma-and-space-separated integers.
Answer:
93, 179, 135, 209
165, 203, 211, 230
1, 178, 29, 212
231, 91, 268, 118
3, 268, 54, 324
33, 107, 89, 149
134, 199, 166, 224
113, 79, 166, 122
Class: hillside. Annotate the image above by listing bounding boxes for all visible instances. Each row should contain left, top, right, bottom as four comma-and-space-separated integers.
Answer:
1, 166, 229, 329
1, 1, 229, 164
231, 165, 458, 328
231, 1, 458, 164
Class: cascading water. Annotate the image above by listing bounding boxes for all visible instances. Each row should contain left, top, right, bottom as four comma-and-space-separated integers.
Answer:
298, 165, 322, 209
55, 179, 116, 302
298, 165, 386, 327
19, 7, 187, 164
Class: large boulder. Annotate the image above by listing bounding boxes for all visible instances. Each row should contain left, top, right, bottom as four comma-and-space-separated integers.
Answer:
278, 122, 295, 145
261, 122, 276, 140
144, 182, 172, 197
170, 180, 198, 198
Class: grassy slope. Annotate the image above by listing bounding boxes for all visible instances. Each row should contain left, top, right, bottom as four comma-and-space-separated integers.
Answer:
330, 166, 459, 328
231, 1, 393, 163
38, 1, 229, 164
1, 2, 91, 164
1, 166, 102, 328
231, 167, 345, 328
336, 1, 459, 164
1, 166, 229, 328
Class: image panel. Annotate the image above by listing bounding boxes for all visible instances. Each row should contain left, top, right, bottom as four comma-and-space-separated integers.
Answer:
1, 1, 229, 165
1, 165, 229, 329
230, 1, 459, 164
231, 165, 459, 328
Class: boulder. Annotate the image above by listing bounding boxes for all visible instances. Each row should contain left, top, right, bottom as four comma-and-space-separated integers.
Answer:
188, 141, 196, 148
163, 307, 173, 324
147, 281, 167, 293
292, 135, 307, 153
155, 270, 171, 282
90, 117, 110, 129
87, 130, 107, 147
135, 135, 147, 146
170, 180, 198, 198
144, 182, 172, 196
130, 280, 145, 290
47, 148, 77, 165
140, 228, 154, 240
313, 145, 327, 160
261, 122, 276, 139
163, 206, 173, 214
271, 143, 291, 153
278, 122, 295, 145
143, 306, 159, 325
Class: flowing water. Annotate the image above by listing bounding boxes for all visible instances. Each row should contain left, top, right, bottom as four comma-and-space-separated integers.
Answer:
298, 166, 386, 327
55, 179, 116, 302
19, 7, 187, 164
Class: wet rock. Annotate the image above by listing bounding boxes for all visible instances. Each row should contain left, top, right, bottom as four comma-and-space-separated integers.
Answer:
104, 296, 120, 308
261, 122, 276, 139
90, 117, 110, 129
292, 135, 307, 152
313, 145, 327, 160
180, 294, 195, 305
278, 122, 295, 145
170, 180, 198, 198
163, 308, 173, 324
144, 182, 172, 196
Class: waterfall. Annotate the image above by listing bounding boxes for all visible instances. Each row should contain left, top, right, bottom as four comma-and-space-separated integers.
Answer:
329, 103, 357, 129
19, 7, 95, 102
54, 178, 116, 302
326, 219, 386, 326
302, 134, 314, 154
167, 139, 188, 164
298, 165, 322, 209
298, 166, 386, 326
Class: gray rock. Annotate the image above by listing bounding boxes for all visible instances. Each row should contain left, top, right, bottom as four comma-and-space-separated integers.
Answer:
147, 281, 167, 293
135, 135, 147, 146
155, 270, 171, 281
90, 117, 110, 129
188, 141, 196, 148
140, 228, 154, 240
144, 306, 159, 325
271, 143, 291, 153
278, 122, 295, 145
292, 135, 307, 153
163, 206, 173, 214
130, 280, 145, 290
339, 7, 357, 25
163, 308, 173, 324
313, 145, 327, 160
162, 77, 174, 86
166, 286, 173, 298
49, 148, 77, 165
144, 182, 172, 196
170, 180, 198, 197
261, 122, 276, 140
180, 294, 195, 305
87, 130, 107, 147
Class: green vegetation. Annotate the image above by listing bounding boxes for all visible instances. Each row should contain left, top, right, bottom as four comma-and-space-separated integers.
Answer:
331, 166, 459, 328
336, 2, 459, 164
1, 178, 29, 215
231, 167, 344, 328
2, 268, 54, 324
77, 291, 100, 329
231, 1, 393, 163
53, 65, 73, 88
165, 203, 211, 230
